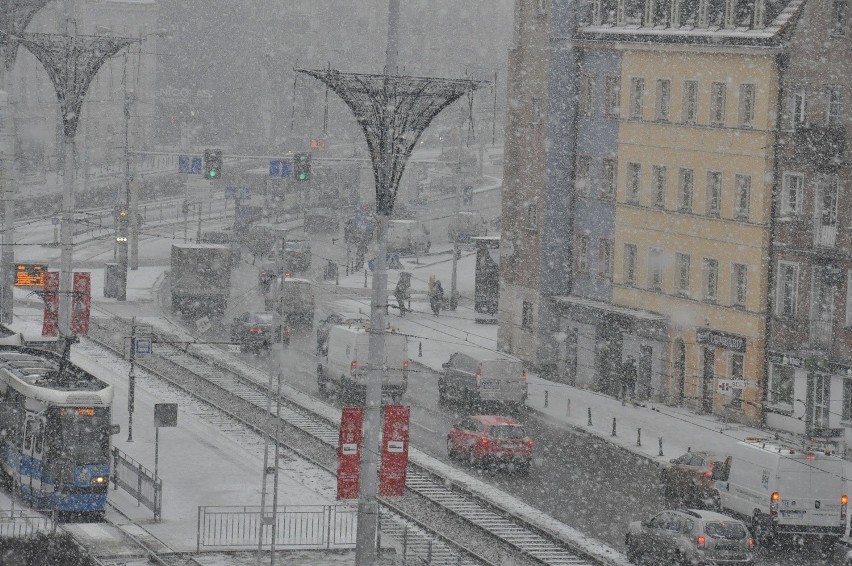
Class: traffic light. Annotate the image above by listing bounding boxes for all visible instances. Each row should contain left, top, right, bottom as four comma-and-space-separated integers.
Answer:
293, 153, 311, 181
203, 149, 223, 179
116, 209, 129, 243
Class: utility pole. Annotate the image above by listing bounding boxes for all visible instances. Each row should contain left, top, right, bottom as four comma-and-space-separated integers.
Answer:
450, 104, 465, 311
127, 317, 136, 442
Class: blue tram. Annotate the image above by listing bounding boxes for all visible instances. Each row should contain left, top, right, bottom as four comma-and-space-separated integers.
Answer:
0, 345, 116, 515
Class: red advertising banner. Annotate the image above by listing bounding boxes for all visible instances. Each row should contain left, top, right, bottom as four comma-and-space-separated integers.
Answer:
71, 272, 91, 336
336, 406, 364, 500
41, 271, 59, 337
379, 404, 410, 497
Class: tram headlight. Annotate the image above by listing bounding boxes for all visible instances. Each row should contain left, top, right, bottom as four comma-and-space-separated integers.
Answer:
91, 476, 108, 485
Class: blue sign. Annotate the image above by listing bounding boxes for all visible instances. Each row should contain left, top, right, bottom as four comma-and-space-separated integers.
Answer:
367, 253, 402, 272
224, 186, 237, 199
225, 186, 251, 200
179, 155, 203, 174
269, 159, 292, 178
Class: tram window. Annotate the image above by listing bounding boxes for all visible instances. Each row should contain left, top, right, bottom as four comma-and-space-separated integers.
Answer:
34, 422, 43, 454
23, 420, 32, 450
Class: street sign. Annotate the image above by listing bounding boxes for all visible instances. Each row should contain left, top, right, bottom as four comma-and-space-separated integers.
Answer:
51, 217, 61, 226
134, 336, 152, 358
196, 316, 212, 334
269, 159, 292, 178
717, 379, 747, 393
154, 403, 178, 428
225, 186, 250, 200
15, 263, 46, 287
178, 156, 203, 174
228, 344, 241, 353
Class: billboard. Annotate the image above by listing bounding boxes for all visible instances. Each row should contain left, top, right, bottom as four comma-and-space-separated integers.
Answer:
336, 406, 363, 500
41, 271, 59, 337
15, 263, 46, 288
70, 272, 91, 336
379, 404, 410, 497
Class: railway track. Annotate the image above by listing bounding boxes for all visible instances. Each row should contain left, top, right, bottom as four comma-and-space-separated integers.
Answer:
82, 306, 608, 566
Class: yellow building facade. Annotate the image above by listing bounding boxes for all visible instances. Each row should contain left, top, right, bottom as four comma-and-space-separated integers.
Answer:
612, 48, 779, 424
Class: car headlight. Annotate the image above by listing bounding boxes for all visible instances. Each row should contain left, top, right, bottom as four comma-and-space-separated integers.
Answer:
91, 476, 108, 485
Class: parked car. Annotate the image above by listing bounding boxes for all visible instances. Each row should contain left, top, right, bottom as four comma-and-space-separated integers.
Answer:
439, 352, 527, 409
661, 450, 725, 507
626, 509, 754, 565
446, 415, 532, 474
231, 312, 282, 352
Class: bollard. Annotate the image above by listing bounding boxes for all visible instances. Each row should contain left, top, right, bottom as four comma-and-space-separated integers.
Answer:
637, 428, 642, 447
587, 407, 592, 426
659, 437, 664, 457
612, 417, 617, 437
566, 398, 571, 417
364, 269, 368, 288
335, 270, 339, 286
419, 341, 423, 357
687, 446, 691, 453
544, 390, 549, 408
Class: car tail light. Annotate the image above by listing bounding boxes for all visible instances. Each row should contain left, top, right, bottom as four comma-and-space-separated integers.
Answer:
805, 453, 815, 460
696, 536, 706, 549
521, 370, 527, 382
350, 361, 357, 375
842, 495, 848, 523
527, 440, 534, 447
747, 537, 755, 550
403, 360, 410, 369
770, 492, 780, 517
704, 464, 715, 479
479, 437, 489, 446
248, 326, 263, 334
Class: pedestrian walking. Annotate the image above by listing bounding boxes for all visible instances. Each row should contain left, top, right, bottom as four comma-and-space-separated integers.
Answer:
620, 355, 638, 406
394, 272, 411, 317
430, 280, 444, 317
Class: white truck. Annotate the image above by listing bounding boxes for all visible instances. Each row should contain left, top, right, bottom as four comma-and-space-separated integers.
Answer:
712, 439, 847, 545
316, 322, 408, 404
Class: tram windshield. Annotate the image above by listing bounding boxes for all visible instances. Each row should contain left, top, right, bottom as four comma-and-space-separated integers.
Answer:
49, 407, 110, 464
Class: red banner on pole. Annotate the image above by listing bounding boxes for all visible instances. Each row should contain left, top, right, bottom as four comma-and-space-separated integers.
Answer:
70, 272, 91, 336
41, 271, 59, 337
336, 406, 363, 500
379, 404, 410, 497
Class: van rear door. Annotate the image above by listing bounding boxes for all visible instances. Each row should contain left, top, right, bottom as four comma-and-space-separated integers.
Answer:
777, 455, 845, 530
479, 359, 526, 403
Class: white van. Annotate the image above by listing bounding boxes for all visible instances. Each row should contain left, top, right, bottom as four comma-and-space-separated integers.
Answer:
316, 323, 408, 403
712, 440, 847, 543
438, 352, 527, 409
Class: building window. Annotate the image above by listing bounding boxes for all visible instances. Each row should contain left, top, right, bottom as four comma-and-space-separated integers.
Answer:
826, 86, 843, 126
601, 158, 617, 200
652, 165, 667, 209
656, 79, 671, 121
706, 171, 722, 217
648, 248, 663, 291
604, 76, 620, 118
734, 174, 751, 221
682, 80, 699, 125
678, 168, 694, 212
629, 77, 645, 120
781, 172, 803, 217
676, 252, 690, 295
769, 364, 794, 407
710, 82, 727, 127
522, 301, 534, 329
813, 375, 831, 430
526, 203, 538, 230
834, 0, 848, 36
624, 243, 637, 286
730, 353, 744, 409
792, 89, 807, 128
579, 74, 595, 117
599, 239, 614, 280
739, 84, 755, 128
577, 234, 590, 274
576, 155, 591, 197
776, 261, 799, 317
627, 162, 641, 204
844, 379, 852, 421
732, 264, 748, 308
703, 258, 719, 302
847, 270, 852, 326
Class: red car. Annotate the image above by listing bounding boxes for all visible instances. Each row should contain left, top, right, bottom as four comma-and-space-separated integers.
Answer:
447, 415, 533, 474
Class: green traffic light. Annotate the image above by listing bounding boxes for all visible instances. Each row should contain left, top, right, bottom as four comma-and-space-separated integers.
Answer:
297, 173, 306, 181
210, 170, 218, 178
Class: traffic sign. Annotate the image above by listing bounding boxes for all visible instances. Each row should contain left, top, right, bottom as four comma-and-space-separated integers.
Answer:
134, 336, 153, 358
225, 186, 250, 200
178, 155, 203, 174
269, 159, 292, 178
196, 316, 212, 334
228, 344, 241, 353
51, 217, 61, 226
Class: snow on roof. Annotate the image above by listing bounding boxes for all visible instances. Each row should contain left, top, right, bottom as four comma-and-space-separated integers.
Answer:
553, 295, 667, 322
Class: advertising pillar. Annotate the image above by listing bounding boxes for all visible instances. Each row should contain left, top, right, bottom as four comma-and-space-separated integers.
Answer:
337, 406, 363, 500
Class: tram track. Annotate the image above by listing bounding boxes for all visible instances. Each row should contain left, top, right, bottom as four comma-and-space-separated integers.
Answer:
80, 302, 610, 566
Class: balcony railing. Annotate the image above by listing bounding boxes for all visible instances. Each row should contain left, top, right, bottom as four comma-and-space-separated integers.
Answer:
814, 223, 837, 248
810, 319, 833, 350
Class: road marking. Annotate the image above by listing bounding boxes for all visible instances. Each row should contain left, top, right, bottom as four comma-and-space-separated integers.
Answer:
412, 421, 436, 434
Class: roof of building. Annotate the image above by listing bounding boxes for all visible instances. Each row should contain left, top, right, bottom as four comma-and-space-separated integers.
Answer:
552, 295, 667, 322
576, 0, 805, 46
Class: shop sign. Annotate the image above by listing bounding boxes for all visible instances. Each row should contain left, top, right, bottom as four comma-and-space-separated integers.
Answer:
696, 327, 746, 353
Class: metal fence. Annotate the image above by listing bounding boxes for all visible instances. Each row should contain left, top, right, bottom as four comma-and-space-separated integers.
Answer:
196, 505, 358, 552
0, 509, 54, 538
112, 447, 162, 521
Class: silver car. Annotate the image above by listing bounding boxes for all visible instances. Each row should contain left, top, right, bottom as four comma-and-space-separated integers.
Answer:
626, 509, 754, 565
